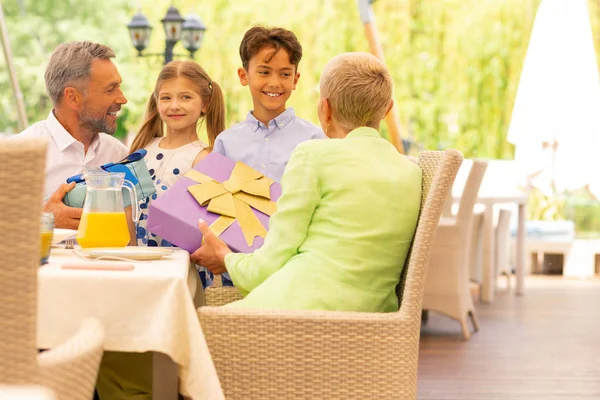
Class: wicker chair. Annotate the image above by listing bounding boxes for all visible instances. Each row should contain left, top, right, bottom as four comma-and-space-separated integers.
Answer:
0, 137, 105, 400
422, 159, 487, 340
198, 149, 463, 400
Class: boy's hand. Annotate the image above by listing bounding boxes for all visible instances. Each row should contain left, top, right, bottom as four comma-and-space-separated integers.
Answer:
43, 182, 82, 230
190, 219, 232, 275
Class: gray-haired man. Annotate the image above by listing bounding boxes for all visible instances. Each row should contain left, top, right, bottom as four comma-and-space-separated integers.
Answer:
18, 41, 128, 229
18, 41, 149, 399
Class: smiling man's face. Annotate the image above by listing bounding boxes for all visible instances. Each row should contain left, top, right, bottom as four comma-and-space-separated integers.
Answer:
79, 58, 127, 135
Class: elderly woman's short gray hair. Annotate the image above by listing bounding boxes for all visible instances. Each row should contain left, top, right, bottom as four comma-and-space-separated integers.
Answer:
320, 52, 393, 132
44, 41, 115, 105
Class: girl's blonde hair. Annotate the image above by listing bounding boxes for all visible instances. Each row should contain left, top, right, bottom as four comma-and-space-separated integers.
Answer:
130, 60, 225, 153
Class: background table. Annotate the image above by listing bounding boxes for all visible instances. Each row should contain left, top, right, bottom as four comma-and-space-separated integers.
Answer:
449, 159, 529, 302
456, 193, 527, 302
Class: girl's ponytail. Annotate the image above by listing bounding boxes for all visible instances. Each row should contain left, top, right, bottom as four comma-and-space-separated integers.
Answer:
204, 80, 225, 150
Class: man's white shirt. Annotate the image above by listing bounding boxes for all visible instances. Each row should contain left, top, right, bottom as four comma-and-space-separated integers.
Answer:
18, 110, 128, 198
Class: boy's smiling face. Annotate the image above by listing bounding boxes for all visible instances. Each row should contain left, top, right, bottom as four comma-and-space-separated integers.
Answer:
238, 46, 300, 124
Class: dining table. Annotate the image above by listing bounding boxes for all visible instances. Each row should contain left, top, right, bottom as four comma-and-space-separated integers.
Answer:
37, 244, 224, 400
0, 385, 57, 400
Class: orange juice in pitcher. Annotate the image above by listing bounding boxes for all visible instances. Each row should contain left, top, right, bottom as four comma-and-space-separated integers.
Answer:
76, 169, 138, 248
77, 212, 130, 248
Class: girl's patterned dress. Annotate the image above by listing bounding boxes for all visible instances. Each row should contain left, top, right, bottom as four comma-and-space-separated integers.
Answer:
136, 137, 214, 286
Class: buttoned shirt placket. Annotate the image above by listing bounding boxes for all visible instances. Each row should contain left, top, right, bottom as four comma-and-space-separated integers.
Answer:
257, 121, 275, 177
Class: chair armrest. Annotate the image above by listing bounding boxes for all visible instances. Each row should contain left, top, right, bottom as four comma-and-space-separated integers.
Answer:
197, 307, 419, 399
37, 319, 105, 400
204, 286, 244, 306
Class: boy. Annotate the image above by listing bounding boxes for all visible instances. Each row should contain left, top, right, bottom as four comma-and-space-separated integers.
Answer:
213, 25, 325, 182
211, 25, 325, 287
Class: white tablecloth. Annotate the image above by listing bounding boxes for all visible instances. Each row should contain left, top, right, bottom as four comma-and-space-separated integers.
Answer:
37, 248, 224, 399
0, 385, 56, 400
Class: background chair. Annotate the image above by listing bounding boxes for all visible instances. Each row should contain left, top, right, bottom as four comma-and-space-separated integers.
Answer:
445, 159, 529, 297
467, 208, 513, 293
0, 137, 45, 385
198, 149, 463, 400
0, 138, 105, 400
422, 159, 487, 340
38, 319, 105, 400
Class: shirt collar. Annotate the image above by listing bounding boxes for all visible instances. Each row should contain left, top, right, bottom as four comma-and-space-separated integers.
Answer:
46, 109, 101, 153
47, 110, 77, 151
346, 126, 381, 139
273, 107, 295, 130
245, 107, 296, 132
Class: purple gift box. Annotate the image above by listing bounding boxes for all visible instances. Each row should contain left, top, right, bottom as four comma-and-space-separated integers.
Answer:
146, 152, 281, 253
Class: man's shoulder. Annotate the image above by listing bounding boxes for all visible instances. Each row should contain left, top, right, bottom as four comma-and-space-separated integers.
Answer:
98, 133, 128, 156
18, 120, 50, 137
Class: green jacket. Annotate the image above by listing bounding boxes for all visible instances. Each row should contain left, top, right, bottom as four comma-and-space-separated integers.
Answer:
226, 127, 422, 312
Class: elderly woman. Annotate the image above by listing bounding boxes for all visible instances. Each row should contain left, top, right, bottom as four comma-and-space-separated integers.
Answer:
192, 52, 422, 312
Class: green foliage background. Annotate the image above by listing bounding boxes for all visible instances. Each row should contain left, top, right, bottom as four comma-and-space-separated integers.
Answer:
2, 0, 600, 160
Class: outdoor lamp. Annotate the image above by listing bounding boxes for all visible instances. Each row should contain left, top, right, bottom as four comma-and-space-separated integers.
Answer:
161, 6, 185, 43
127, 11, 152, 55
127, 6, 206, 64
181, 15, 206, 57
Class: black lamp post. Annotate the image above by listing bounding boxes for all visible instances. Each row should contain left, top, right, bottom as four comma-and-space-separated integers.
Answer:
181, 15, 207, 59
127, 6, 206, 64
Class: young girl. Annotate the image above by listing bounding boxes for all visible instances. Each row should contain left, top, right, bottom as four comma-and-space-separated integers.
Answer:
96, 60, 225, 400
130, 60, 225, 251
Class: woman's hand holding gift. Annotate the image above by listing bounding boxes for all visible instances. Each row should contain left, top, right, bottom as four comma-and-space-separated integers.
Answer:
190, 219, 232, 275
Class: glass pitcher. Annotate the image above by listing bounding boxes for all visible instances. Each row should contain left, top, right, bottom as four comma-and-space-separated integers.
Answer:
76, 169, 139, 248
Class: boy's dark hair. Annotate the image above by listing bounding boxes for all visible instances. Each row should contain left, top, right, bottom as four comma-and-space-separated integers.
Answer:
239, 25, 303, 70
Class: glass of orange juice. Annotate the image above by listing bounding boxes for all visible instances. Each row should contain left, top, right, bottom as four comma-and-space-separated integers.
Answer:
76, 170, 138, 248
40, 212, 54, 264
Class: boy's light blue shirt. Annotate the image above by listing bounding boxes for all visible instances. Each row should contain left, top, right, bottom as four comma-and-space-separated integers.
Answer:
210, 106, 325, 285
213, 107, 326, 182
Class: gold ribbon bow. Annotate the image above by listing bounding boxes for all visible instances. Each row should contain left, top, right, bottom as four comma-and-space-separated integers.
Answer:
184, 162, 277, 246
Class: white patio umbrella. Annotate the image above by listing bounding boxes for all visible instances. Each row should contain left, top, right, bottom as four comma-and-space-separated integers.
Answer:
507, 0, 600, 197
